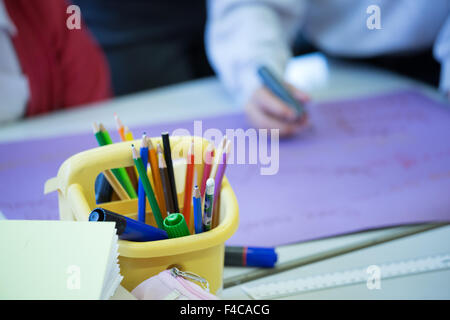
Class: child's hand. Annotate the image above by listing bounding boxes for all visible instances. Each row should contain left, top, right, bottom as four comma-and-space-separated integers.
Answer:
244, 84, 310, 137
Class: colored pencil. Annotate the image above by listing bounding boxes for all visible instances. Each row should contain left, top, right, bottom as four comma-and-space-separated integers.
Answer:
200, 144, 214, 198
212, 140, 230, 228
209, 136, 227, 181
214, 140, 230, 202
93, 123, 125, 201
114, 113, 126, 141
124, 126, 134, 141
193, 185, 202, 234
113, 114, 139, 188
148, 138, 167, 219
182, 140, 195, 225
99, 123, 137, 198
161, 132, 179, 213
158, 144, 175, 214
93, 123, 137, 199
124, 126, 139, 179
93, 122, 106, 146
103, 169, 129, 200
137, 133, 149, 223
132, 145, 164, 229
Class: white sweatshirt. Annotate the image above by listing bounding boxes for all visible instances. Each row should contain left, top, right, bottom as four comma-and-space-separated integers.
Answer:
206, 0, 450, 105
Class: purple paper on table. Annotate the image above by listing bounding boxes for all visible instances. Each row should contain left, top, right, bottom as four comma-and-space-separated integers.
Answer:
1, 89, 450, 246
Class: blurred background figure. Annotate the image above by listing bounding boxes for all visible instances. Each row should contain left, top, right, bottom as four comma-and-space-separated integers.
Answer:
206, 0, 450, 136
0, 0, 111, 124
73, 0, 214, 96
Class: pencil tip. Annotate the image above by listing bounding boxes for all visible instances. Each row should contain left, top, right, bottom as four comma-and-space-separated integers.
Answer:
131, 144, 139, 159
141, 134, 148, 148
114, 113, 123, 129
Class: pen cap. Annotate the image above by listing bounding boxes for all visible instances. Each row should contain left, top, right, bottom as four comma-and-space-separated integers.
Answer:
163, 213, 190, 238
89, 207, 168, 242
225, 246, 278, 268
89, 207, 126, 234
246, 247, 278, 268
206, 178, 215, 195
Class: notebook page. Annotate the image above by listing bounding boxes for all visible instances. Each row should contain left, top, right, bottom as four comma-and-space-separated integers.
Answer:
0, 220, 120, 299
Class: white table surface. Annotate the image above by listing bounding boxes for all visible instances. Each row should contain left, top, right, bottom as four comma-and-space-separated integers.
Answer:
1, 58, 448, 299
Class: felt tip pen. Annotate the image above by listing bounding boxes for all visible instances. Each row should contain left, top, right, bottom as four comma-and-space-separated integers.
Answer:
225, 246, 278, 268
202, 178, 215, 231
163, 213, 190, 239
89, 207, 168, 242
257, 65, 305, 117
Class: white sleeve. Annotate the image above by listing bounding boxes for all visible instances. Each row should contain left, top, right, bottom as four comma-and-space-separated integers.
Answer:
205, 0, 304, 106
434, 13, 450, 94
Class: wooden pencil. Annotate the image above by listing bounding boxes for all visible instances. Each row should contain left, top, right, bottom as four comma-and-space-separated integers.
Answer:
209, 136, 227, 181
137, 133, 149, 223
132, 144, 164, 229
212, 140, 230, 228
123, 125, 139, 179
182, 140, 195, 226
161, 132, 179, 213
124, 126, 134, 141
193, 185, 203, 234
158, 144, 175, 215
114, 113, 126, 141
148, 138, 167, 219
103, 169, 129, 200
200, 144, 214, 198
93, 123, 137, 199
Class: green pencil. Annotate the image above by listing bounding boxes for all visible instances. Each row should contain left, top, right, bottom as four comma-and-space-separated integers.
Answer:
93, 123, 137, 199
131, 144, 164, 229
93, 122, 106, 146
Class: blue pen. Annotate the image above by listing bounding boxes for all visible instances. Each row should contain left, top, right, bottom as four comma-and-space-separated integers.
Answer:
225, 246, 278, 268
89, 207, 168, 242
137, 133, 149, 223
193, 185, 203, 234
257, 65, 305, 117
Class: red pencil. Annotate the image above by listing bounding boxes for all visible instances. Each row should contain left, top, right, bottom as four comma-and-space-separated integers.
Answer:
200, 144, 214, 198
182, 140, 195, 225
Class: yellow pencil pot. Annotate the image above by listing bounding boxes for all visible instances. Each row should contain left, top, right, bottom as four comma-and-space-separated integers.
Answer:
45, 136, 239, 294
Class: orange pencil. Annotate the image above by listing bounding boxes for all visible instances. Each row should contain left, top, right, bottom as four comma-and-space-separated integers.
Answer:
148, 138, 167, 219
182, 140, 195, 225
114, 113, 126, 141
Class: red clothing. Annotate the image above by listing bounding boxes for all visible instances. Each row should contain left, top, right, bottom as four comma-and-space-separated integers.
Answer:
4, 0, 112, 117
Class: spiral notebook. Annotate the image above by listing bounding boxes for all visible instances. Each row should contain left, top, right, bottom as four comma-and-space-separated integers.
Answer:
0, 220, 123, 300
